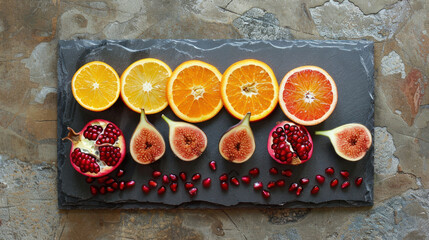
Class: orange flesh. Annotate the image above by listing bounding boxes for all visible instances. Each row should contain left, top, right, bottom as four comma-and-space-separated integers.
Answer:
282, 69, 334, 121
225, 65, 275, 116
171, 66, 221, 119
335, 127, 370, 159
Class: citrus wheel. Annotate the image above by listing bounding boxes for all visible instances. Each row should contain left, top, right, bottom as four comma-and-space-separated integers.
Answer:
221, 59, 279, 121
279, 65, 338, 126
72, 61, 120, 112
167, 60, 223, 123
121, 58, 172, 114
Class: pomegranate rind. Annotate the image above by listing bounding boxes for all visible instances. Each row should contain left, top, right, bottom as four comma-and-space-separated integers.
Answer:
267, 121, 313, 165
316, 123, 372, 161
64, 119, 126, 177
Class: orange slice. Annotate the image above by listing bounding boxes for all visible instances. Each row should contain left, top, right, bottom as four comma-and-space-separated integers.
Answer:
279, 65, 338, 126
72, 61, 120, 111
221, 59, 279, 121
167, 60, 223, 123
121, 58, 172, 114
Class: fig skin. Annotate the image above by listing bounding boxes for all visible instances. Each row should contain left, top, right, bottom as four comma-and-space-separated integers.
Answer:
162, 114, 207, 161
219, 112, 255, 163
316, 123, 372, 161
130, 109, 165, 164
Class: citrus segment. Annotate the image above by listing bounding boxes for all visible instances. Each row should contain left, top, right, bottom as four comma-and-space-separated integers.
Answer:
221, 59, 279, 121
167, 60, 223, 123
279, 66, 338, 126
121, 58, 172, 114
72, 61, 120, 111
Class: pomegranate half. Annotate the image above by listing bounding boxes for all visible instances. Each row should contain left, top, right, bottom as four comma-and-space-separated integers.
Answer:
267, 121, 313, 165
63, 119, 126, 177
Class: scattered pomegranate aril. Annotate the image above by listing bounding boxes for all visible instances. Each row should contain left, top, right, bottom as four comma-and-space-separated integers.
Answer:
299, 178, 309, 185
185, 182, 194, 190
241, 176, 251, 184
148, 180, 158, 188
269, 167, 278, 175
162, 175, 170, 184
311, 185, 320, 194
107, 186, 115, 193
330, 178, 339, 187
98, 176, 109, 184
157, 186, 166, 195
179, 172, 187, 181
86, 177, 95, 183
152, 170, 162, 178
126, 181, 135, 188
170, 182, 178, 192
341, 181, 350, 189
90, 185, 98, 195
249, 168, 259, 177
262, 190, 270, 199
220, 181, 229, 191
116, 169, 124, 178
219, 173, 228, 182
296, 186, 303, 196
315, 175, 325, 184
325, 167, 334, 175
267, 181, 276, 189
99, 186, 106, 195
209, 161, 217, 171
253, 181, 263, 190
192, 173, 201, 181
281, 169, 293, 177
142, 185, 150, 194
355, 177, 363, 186
104, 178, 114, 185
276, 179, 286, 187
169, 174, 178, 182
202, 178, 211, 188
289, 183, 298, 192
340, 170, 350, 179
111, 182, 119, 189
188, 187, 198, 197
119, 181, 125, 191
230, 177, 240, 186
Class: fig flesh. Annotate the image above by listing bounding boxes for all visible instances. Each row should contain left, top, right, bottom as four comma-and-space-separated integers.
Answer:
219, 112, 255, 163
316, 123, 372, 161
162, 115, 207, 161
130, 109, 165, 164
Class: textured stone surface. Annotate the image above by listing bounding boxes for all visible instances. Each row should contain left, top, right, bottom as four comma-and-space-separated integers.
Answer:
0, 0, 428, 239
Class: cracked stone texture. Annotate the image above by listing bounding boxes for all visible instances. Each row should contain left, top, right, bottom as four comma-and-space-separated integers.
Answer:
0, 0, 428, 239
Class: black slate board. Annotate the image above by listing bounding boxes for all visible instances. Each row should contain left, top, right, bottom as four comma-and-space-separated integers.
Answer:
57, 40, 374, 209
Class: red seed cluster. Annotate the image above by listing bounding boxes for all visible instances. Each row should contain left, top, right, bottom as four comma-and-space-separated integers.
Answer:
84, 125, 103, 140
71, 148, 100, 173
270, 124, 312, 163
99, 146, 121, 166
96, 123, 122, 145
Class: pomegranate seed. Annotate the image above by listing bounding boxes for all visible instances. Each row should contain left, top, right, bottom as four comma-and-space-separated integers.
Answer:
230, 177, 240, 186
267, 181, 276, 189
330, 178, 339, 187
299, 178, 309, 185
355, 177, 363, 186
170, 182, 178, 192
269, 167, 278, 175
192, 173, 201, 181
99, 186, 106, 195
107, 186, 115, 193
142, 185, 150, 194
281, 169, 293, 177
97, 176, 109, 184
241, 176, 251, 184
340, 170, 350, 179
90, 185, 98, 195
111, 182, 119, 189
262, 190, 270, 199
341, 181, 350, 189
311, 185, 319, 194
253, 181, 263, 190
179, 172, 187, 181
220, 181, 228, 191
202, 178, 211, 188
152, 170, 162, 178
325, 167, 334, 175
296, 186, 303, 196
209, 161, 216, 171
315, 175, 325, 184
276, 179, 286, 187
188, 187, 198, 197
148, 180, 158, 188
126, 181, 135, 188
105, 178, 115, 185
162, 175, 170, 184
169, 174, 178, 182
119, 181, 125, 191
116, 169, 124, 177
289, 183, 298, 192
219, 173, 228, 182
86, 177, 95, 183
249, 168, 259, 177
185, 182, 194, 190
157, 186, 166, 195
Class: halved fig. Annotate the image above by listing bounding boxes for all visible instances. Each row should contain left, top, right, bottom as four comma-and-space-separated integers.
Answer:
316, 123, 372, 161
130, 109, 165, 164
219, 112, 255, 163
162, 115, 207, 161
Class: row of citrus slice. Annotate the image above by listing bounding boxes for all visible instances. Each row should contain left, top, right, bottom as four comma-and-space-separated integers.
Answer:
72, 59, 337, 126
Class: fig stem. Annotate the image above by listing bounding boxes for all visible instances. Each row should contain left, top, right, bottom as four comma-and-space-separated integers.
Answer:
242, 112, 251, 126
161, 114, 173, 126
315, 130, 334, 138
140, 108, 148, 123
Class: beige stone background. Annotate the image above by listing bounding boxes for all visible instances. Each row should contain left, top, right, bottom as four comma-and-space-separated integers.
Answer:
0, 0, 428, 239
